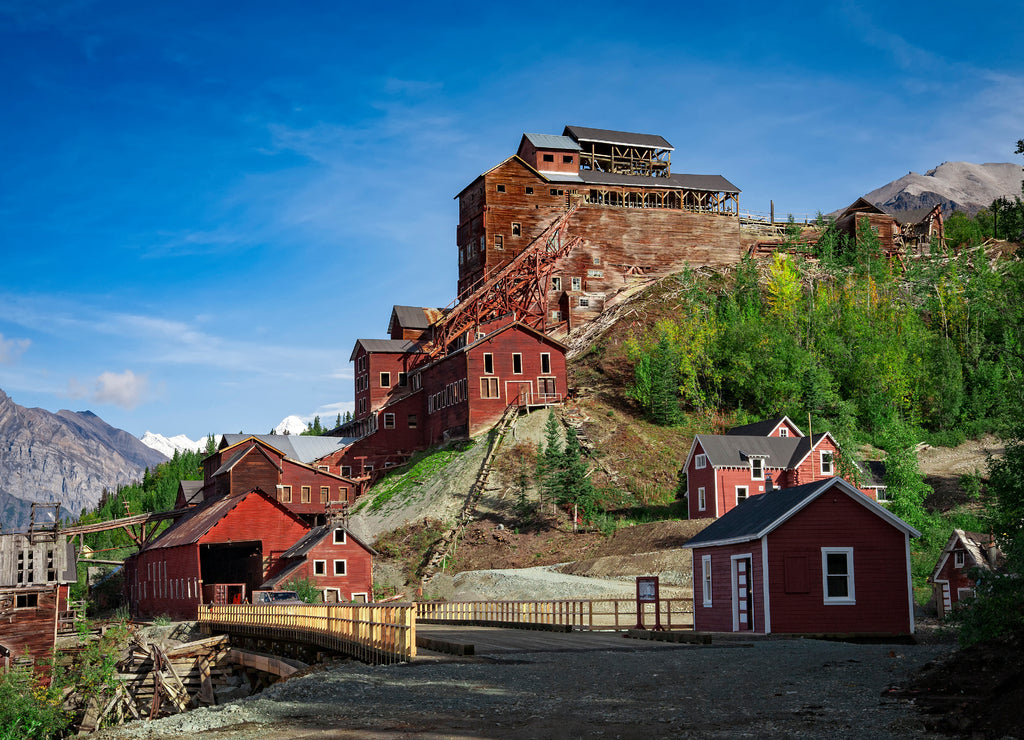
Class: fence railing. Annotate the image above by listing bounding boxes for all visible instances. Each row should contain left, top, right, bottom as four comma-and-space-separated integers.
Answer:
197, 603, 416, 664
416, 598, 693, 631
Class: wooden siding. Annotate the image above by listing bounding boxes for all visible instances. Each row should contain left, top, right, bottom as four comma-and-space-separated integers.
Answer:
286, 530, 374, 602
686, 441, 717, 519
353, 347, 420, 421
931, 545, 979, 618
0, 584, 66, 662
765, 493, 912, 635
691, 543, 765, 633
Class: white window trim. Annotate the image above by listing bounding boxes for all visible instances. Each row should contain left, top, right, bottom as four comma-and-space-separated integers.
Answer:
512, 353, 523, 375
750, 458, 764, 480
779, 428, 788, 437
383, 412, 395, 429
694, 454, 706, 470
313, 559, 327, 576
323, 587, 342, 602
333, 528, 346, 545
819, 450, 834, 476
380, 371, 391, 388
701, 554, 713, 607
333, 559, 347, 576
822, 547, 855, 605
697, 487, 706, 512
735, 486, 748, 505
954, 550, 965, 568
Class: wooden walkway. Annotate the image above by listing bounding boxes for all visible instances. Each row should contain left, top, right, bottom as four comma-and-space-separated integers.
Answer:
415, 624, 700, 658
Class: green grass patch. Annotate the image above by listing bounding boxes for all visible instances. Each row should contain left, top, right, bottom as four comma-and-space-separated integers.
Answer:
364, 441, 475, 514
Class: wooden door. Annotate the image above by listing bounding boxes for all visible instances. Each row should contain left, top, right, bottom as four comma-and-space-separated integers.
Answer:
733, 556, 754, 631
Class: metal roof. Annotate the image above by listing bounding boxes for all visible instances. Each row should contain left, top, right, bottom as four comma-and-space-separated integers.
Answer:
522, 133, 581, 151
141, 488, 256, 550
178, 480, 204, 505
694, 434, 804, 469
683, 477, 920, 549
564, 125, 673, 151
726, 416, 802, 437
389, 305, 443, 331
220, 434, 353, 464
349, 338, 424, 361
578, 170, 740, 193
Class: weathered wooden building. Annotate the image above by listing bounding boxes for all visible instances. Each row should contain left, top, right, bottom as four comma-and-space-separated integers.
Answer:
125, 486, 374, 619
0, 532, 76, 665
455, 126, 742, 329
928, 529, 1003, 618
684, 477, 919, 636
260, 524, 376, 603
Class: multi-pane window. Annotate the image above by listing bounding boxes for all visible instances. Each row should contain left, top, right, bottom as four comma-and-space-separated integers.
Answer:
481, 377, 499, 398
695, 454, 706, 469
736, 486, 748, 504
701, 555, 713, 606
698, 487, 706, 511
954, 550, 966, 568
384, 413, 395, 429
571, 277, 581, 291
820, 451, 834, 475
751, 458, 764, 480
578, 297, 589, 308
822, 548, 855, 603
779, 428, 788, 437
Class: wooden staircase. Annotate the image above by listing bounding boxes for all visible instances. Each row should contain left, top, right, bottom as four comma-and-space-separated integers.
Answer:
420, 403, 521, 580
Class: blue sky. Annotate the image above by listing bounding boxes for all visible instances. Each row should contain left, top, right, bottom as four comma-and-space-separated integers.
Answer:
1, 0, 1021, 440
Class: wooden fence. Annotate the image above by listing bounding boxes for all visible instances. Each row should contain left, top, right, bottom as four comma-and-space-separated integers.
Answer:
417, 598, 693, 631
196, 603, 416, 664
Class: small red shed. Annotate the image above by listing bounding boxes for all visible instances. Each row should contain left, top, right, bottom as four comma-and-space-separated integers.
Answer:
683, 477, 920, 636
928, 529, 1003, 618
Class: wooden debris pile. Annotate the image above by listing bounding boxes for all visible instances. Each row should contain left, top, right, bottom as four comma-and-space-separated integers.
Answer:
76, 634, 239, 734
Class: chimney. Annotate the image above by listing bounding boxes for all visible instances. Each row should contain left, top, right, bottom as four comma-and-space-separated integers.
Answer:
765, 475, 774, 493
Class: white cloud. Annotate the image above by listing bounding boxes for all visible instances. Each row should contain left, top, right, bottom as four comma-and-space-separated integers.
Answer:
68, 370, 148, 409
0, 333, 30, 363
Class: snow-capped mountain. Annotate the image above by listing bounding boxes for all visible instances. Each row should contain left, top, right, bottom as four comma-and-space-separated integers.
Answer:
139, 431, 209, 458
273, 415, 307, 436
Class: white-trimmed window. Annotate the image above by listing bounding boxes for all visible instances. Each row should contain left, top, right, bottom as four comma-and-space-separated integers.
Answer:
779, 428, 788, 438
697, 487, 706, 511
875, 487, 890, 502
320, 486, 329, 502
822, 547, 855, 604
551, 277, 561, 292
481, 377, 499, 399
384, 413, 395, 429
820, 450, 834, 475
483, 353, 494, 374
954, 550, 965, 568
333, 528, 346, 545
735, 486, 748, 504
751, 458, 764, 480
494, 235, 503, 250
313, 560, 326, 576
318, 465, 329, 471
702, 555, 713, 607
694, 454, 707, 470
512, 353, 523, 374
571, 276, 582, 291
333, 560, 347, 576
541, 353, 551, 374
380, 372, 391, 388
301, 486, 311, 503
578, 297, 590, 308
280, 485, 292, 503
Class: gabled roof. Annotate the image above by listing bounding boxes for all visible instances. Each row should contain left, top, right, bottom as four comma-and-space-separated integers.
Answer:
727, 416, 804, 438
212, 443, 283, 478
836, 197, 892, 220
576, 170, 739, 194
260, 524, 378, 589
141, 487, 307, 551
683, 477, 920, 549
178, 480, 204, 506
929, 529, 1004, 582
564, 125, 673, 151
388, 306, 444, 334
520, 133, 581, 151
219, 434, 354, 465
349, 338, 424, 361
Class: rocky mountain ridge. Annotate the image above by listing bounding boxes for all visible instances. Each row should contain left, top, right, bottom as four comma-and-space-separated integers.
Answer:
0, 388, 168, 531
863, 161, 1022, 217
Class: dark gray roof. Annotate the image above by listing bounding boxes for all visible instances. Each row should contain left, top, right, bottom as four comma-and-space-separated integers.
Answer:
178, 480, 204, 505
350, 338, 424, 361
389, 306, 440, 331
695, 434, 817, 469
577, 169, 740, 194
564, 125, 673, 151
684, 477, 919, 549
726, 417, 800, 437
220, 434, 354, 465
522, 133, 581, 151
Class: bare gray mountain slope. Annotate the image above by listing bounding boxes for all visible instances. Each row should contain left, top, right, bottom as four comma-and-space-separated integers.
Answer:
0, 388, 167, 530
864, 161, 1022, 217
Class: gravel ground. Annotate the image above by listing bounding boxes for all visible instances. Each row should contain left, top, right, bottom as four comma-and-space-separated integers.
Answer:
92, 637, 953, 739
451, 565, 691, 601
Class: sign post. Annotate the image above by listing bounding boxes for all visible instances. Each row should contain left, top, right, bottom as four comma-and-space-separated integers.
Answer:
635, 576, 662, 631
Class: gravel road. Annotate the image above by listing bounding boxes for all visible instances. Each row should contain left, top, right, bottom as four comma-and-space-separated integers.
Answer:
93, 635, 952, 739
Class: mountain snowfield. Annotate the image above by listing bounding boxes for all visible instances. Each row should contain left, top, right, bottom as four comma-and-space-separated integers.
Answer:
273, 415, 308, 436
139, 431, 209, 458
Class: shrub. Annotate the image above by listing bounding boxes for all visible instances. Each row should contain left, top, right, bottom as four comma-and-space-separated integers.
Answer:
285, 577, 322, 604
0, 666, 69, 740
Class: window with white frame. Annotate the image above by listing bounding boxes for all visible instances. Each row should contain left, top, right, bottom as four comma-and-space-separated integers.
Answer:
320, 486, 329, 502
750, 458, 764, 480
735, 486, 748, 504
301, 486, 311, 503
578, 297, 589, 308
702, 555, 713, 606
483, 353, 494, 374
698, 487, 706, 511
512, 353, 523, 374
280, 485, 292, 503
820, 450, 834, 475
695, 453, 707, 470
380, 372, 391, 388
954, 550, 966, 568
551, 277, 561, 292
822, 547, 855, 604
333, 560, 347, 576
481, 377, 499, 399
333, 528, 346, 545
541, 353, 551, 374
779, 428, 788, 437
384, 413, 395, 429
875, 487, 891, 502
571, 276, 582, 291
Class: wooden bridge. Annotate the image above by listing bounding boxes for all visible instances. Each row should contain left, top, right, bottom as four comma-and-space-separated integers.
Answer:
195, 597, 694, 665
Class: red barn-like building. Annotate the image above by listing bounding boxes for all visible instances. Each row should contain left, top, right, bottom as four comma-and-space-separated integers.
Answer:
684, 477, 920, 636
260, 524, 376, 603
125, 487, 374, 619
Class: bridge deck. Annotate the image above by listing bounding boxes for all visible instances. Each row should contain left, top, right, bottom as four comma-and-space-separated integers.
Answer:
415, 624, 699, 659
